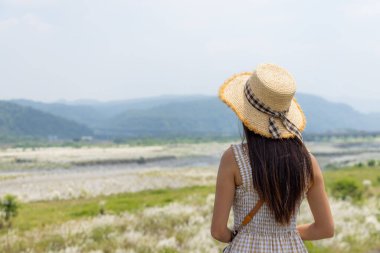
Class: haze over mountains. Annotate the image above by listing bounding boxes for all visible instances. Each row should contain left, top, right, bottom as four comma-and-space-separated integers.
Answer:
1, 93, 380, 141
0, 101, 92, 140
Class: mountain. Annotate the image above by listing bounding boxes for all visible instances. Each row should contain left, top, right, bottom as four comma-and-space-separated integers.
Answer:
7, 93, 380, 139
296, 94, 380, 133
10, 99, 111, 129
99, 97, 238, 138
0, 101, 93, 139
101, 94, 380, 138
10, 95, 210, 130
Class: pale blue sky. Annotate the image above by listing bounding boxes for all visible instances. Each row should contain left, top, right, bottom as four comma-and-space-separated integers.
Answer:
0, 0, 379, 112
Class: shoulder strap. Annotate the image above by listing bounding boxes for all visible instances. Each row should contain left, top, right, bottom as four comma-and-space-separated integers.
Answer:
242, 199, 264, 225
231, 143, 263, 233
234, 198, 264, 233
231, 143, 251, 190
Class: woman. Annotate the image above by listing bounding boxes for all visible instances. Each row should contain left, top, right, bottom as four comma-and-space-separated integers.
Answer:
210, 63, 334, 252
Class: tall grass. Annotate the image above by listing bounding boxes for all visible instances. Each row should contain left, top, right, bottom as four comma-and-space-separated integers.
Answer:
0, 165, 379, 252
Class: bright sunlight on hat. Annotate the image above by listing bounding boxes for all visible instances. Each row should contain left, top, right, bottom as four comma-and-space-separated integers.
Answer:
218, 63, 306, 140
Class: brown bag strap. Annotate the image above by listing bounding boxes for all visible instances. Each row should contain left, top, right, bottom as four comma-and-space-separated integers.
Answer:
242, 198, 264, 225
234, 198, 264, 233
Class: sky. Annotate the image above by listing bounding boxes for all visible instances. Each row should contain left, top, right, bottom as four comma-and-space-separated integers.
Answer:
0, 0, 379, 113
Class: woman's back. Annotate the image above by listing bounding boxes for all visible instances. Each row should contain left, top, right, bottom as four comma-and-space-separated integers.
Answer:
228, 143, 307, 253
211, 63, 334, 251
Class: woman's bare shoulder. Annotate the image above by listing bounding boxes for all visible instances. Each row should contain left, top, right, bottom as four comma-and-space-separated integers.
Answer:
220, 145, 235, 165
307, 152, 324, 190
219, 144, 241, 185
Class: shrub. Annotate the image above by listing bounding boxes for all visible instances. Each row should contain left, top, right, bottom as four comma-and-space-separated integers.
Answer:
367, 160, 377, 167
99, 200, 106, 215
325, 164, 338, 170
331, 179, 363, 201
0, 194, 19, 228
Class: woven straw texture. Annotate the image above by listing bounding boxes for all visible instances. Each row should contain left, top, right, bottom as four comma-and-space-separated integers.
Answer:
224, 143, 308, 253
218, 63, 306, 139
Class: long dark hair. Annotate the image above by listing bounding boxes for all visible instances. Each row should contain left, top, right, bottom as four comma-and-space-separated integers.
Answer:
241, 123, 313, 225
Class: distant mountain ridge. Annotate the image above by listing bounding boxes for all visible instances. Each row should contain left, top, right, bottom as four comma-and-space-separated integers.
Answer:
0, 101, 93, 139
4, 93, 380, 140
10, 95, 211, 129
296, 94, 380, 133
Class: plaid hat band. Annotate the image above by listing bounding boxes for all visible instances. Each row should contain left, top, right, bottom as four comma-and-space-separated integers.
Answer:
244, 81, 303, 142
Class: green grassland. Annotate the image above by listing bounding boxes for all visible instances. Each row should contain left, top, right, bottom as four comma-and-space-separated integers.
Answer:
1, 165, 380, 252
3, 185, 214, 234
324, 166, 380, 187
324, 165, 380, 200
8, 165, 380, 233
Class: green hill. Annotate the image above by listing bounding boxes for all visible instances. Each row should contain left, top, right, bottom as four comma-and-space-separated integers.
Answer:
98, 94, 380, 138
0, 101, 93, 140
98, 97, 238, 138
296, 94, 380, 133
7, 94, 380, 139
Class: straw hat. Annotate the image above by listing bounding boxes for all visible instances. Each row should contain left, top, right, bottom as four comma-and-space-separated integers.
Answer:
218, 63, 306, 140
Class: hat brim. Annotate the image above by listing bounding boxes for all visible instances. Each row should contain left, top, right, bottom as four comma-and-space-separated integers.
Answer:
218, 72, 306, 139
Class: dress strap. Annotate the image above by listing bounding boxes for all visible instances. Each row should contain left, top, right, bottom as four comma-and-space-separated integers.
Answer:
231, 143, 252, 192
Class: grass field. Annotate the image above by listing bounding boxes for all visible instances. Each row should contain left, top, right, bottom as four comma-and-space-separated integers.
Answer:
0, 164, 379, 253
6, 185, 213, 233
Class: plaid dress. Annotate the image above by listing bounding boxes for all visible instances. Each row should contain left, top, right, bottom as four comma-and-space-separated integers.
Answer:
226, 143, 308, 253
